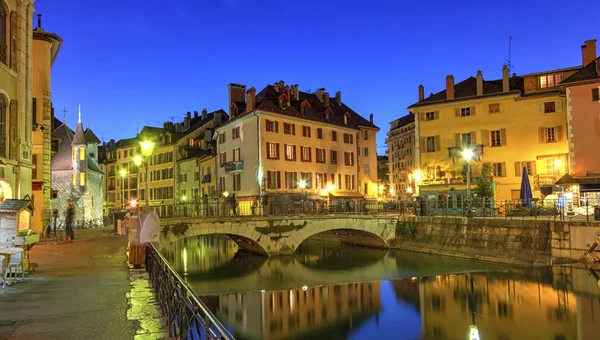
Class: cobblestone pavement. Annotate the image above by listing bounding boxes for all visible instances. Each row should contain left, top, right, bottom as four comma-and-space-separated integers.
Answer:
0, 227, 167, 340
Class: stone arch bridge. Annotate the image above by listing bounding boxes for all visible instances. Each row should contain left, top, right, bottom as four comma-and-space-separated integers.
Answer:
160, 215, 400, 256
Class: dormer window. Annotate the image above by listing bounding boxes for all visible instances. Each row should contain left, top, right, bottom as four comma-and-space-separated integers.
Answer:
539, 73, 562, 89
188, 138, 194, 148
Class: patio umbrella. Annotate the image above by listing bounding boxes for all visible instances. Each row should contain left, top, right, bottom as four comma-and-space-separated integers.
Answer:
520, 167, 533, 208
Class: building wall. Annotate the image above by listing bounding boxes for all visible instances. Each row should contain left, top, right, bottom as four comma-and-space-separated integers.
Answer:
177, 158, 198, 203
147, 144, 175, 206
357, 128, 379, 198
413, 93, 568, 201
386, 120, 415, 199
198, 155, 217, 197
114, 144, 138, 208
566, 84, 600, 176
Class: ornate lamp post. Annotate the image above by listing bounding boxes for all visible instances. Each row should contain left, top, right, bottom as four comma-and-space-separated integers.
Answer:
223, 191, 229, 216
119, 168, 128, 209
138, 139, 156, 211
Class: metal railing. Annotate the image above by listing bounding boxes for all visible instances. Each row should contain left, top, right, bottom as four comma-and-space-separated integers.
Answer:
146, 198, 600, 222
146, 244, 233, 340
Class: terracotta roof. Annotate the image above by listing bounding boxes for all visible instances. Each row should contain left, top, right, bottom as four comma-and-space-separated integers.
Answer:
0, 199, 34, 213
561, 58, 600, 84
226, 84, 378, 130
409, 76, 524, 108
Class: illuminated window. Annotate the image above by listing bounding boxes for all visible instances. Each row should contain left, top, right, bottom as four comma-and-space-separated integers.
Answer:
539, 73, 562, 89
72, 148, 76, 160
72, 173, 76, 186
80, 173, 86, 186
79, 147, 85, 160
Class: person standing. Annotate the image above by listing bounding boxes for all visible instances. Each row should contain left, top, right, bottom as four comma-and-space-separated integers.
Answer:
202, 194, 209, 217
65, 200, 75, 241
231, 193, 238, 216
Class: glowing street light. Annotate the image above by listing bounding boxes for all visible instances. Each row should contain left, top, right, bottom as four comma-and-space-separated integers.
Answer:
133, 156, 142, 166
463, 148, 474, 218
138, 135, 156, 210
298, 180, 307, 214
181, 195, 187, 202
223, 191, 229, 198
119, 168, 128, 209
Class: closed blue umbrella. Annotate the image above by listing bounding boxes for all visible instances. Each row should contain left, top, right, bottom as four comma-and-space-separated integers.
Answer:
520, 167, 533, 208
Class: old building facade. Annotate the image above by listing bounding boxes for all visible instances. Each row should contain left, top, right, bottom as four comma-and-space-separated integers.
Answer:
50, 111, 104, 226
385, 114, 415, 200
31, 14, 61, 232
215, 81, 379, 212
0, 0, 36, 207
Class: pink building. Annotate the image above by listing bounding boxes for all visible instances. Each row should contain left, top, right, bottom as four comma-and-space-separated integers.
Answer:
562, 40, 600, 177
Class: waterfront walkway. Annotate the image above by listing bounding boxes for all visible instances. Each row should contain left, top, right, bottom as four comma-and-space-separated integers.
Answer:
0, 227, 167, 340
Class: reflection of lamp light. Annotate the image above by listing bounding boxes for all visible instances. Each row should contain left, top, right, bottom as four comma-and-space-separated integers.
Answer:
555, 160, 562, 167
133, 156, 142, 166
223, 191, 229, 198
407, 186, 413, 194
130, 199, 137, 208
119, 168, 128, 178
413, 170, 422, 182
468, 325, 480, 340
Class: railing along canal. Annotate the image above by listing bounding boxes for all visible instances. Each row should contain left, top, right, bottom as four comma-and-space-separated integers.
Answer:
146, 244, 234, 340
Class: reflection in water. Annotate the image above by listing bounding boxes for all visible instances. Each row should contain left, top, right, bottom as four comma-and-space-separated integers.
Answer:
163, 235, 600, 339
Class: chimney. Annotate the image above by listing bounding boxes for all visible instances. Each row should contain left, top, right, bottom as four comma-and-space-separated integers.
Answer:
445, 75, 454, 100
36, 14, 42, 30
335, 91, 342, 104
369, 113, 374, 124
285, 86, 291, 103
186, 111, 191, 119
315, 88, 325, 103
202, 108, 207, 120
582, 39, 597, 66
597, 60, 600, 77
502, 65, 510, 92
292, 84, 300, 101
278, 80, 284, 92
227, 83, 246, 115
418, 85, 424, 101
323, 92, 330, 107
193, 111, 198, 119
246, 87, 256, 111
476, 70, 483, 96
214, 110, 223, 126
272, 82, 279, 93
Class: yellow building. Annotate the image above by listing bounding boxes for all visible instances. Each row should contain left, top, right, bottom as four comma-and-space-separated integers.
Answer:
215, 81, 379, 213
385, 114, 415, 200
31, 15, 61, 232
0, 0, 36, 206
408, 64, 578, 201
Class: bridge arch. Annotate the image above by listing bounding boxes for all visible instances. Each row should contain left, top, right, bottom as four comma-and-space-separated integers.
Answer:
299, 228, 388, 249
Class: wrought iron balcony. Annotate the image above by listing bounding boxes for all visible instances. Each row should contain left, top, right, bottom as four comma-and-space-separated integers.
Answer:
535, 174, 559, 186
202, 174, 211, 183
224, 161, 243, 173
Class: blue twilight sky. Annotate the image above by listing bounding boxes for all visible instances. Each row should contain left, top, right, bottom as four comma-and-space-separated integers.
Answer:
37, 0, 598, 152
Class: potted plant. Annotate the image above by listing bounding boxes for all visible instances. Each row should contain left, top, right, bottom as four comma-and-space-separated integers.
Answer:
14, 229, 40, 246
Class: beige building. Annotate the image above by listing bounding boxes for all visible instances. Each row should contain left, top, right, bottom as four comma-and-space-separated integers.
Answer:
0, 0, 36, 206
215, 81, 379, 213
31, 14, 61, 232
385, 114, 415, 200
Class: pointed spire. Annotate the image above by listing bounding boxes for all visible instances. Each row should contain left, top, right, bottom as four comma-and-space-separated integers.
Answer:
78, 104, 81, 123
72, 104, 86, 146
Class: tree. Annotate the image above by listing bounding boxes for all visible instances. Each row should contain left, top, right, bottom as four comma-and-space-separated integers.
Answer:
474, 162, 495, 199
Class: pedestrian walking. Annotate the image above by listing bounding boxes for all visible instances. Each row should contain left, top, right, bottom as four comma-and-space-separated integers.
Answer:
231, 193, 238, 216
202, 194, 209, 217
65, 200, 75, 241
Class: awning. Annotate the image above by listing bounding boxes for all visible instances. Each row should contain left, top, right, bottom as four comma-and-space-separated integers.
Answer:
329, 191, 364, 199
308, 195, 325, 201
579, 184, 600, 192
0, 199, 34, 213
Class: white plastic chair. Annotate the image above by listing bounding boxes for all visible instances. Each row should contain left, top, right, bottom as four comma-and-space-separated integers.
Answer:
5, 248, 24, 285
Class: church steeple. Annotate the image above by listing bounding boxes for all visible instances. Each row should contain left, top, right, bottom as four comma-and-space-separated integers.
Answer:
71, 104, 88, 189
72, 105, 86, 146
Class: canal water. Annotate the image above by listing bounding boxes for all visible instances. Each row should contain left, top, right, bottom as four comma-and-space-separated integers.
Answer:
161, 235, 600, 340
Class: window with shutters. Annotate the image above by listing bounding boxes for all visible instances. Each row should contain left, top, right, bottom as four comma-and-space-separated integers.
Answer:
491, 130, 501, 147
0, 3, 6, 65
302, 126, 311, 137
266, 171, 280, 189
543, 101, 556, 113
365, 164, 370, 174
425, 111, 435, 121
283, 123, 295, 135
316, 148, 326, 163
592, 88, 599, 102
300, 172, 312, 188
219, 176, 226, 191
514, 161, 535, 177
315, 173, 326, 189
219, 152, 226, 166
461, 133, 472, 147
330, 150, 338, 165
343, 133, 354, 144
232, 127, 240, 139
219, 133, 226, 144
460, 107, 471, 117
426, 136, 436, 152
362, 147, 370, 157
233, 147, 240, 162
296, 146, 308, 162
285, 144, 296, 161
267, 142, 279, 160
546, 127, 556, 142
344, 152, 354, 166
266, 120, 279, 132
492, 163, 505, 177
488, 103, 500, 113
285, 172, 297, 189
32, 154, 38, 180
317, 128, 323, 139
331, 131, 337, 141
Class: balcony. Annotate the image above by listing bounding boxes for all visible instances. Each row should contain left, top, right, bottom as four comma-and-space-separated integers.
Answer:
202, 174, 211, 183
534, 174, 559, 188
224, 161, 244, 173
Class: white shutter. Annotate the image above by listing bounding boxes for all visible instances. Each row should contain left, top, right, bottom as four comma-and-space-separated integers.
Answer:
537, 102, 544, 114
555, 100, 563, 112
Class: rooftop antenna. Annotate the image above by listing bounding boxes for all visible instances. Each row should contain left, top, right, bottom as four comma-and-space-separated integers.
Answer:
506, 35, 515, 75
61, 107, 68, 123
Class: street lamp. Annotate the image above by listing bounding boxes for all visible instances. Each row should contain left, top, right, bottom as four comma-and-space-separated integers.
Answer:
119, 168, 128, 209
138, 139, 156, 211
326, 183, 335, 209
463, 148, 474, 217
298, 180, 307, 213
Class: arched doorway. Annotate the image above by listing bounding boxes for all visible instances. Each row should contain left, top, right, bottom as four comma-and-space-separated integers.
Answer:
0, 179, 13, 203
